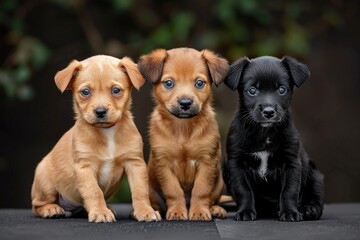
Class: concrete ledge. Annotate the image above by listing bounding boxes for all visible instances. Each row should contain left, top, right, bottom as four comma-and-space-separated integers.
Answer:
0, 204, 359, 240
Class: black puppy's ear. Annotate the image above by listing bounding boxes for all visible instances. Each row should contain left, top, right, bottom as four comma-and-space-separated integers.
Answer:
137, 49, 168, 84
281, 56, 310, 87
224, 57, 250, 91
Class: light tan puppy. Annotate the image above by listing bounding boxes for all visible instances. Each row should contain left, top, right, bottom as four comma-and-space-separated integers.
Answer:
31, 55, 161, 223
138, 48, 229, 220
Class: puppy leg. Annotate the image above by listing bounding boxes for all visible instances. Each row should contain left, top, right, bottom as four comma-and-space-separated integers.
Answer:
299, 166, 324, 220
279, 165, 303, 222
209, 173, 227, 219
31, 165, 65, 218
74, 162, 116, 223
156, 168, 188, 220
125, 160, 161, 222
189, 161, 217, 221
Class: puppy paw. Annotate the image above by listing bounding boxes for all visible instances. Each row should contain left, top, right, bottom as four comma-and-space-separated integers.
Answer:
234, 209, 257, 221
210, 205, 227, 219
189, 207, 212, 221
133, 207, 162, 222
35, 204, 65, 218
88, 208, 116, 223
166, 207, 188, 221
299, 205, 322, 220
279, 210, 303, 222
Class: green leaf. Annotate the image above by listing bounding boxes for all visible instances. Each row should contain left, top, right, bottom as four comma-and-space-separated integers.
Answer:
172, 12, 195, 42
31, 42, 50, 70
112, 0, 133, 12
14, 65, 30, 84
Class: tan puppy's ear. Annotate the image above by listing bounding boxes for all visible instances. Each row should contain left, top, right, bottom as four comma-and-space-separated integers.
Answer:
201, 50, 229, 87
54, 60, 82, 93
119, 57, 145, 91
137, 49, 168, 84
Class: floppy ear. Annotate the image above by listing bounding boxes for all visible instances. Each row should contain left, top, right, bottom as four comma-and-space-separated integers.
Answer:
281, 56, 310, 87
201, 49, 229, 87
137, 49, 168, 84
119, 57, 145, 91
54, 60, 82, 93
224, 57, 250, 91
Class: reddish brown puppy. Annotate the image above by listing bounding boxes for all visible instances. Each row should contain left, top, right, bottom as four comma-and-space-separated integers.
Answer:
138, 48, 229, 220
31, 55, 161, 222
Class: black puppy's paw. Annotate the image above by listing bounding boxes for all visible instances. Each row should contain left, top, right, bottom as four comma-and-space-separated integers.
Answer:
279, 210, 303, 222
234, 209, 257, 221
299, 205, 322, 220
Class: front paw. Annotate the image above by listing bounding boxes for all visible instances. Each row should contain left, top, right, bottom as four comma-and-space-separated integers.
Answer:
133, 207, 162, 222
166, 207, 188, 220
210, 205, 227, 219
279, 210, 303, 222
35, 203, 65, 218
189, 206, 212, 221
234, 209, 257, 221
299, 205, 323, 220
88, 208, 116, 223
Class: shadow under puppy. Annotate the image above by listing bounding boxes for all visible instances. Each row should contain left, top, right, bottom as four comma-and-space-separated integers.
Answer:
223, 56, 324, 221
31, 55, 161, 222
138, 48, 229, 220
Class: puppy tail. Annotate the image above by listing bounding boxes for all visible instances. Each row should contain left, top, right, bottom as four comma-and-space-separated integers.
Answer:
218, 195, 233, 203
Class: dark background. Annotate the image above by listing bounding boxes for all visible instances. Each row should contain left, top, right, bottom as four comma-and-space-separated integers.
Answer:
1, 0, 359, 208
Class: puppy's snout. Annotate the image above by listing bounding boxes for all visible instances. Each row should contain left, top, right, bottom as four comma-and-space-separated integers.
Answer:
262, 106, 275, 119
94, 107, 107, 119
178, 98, 193, 111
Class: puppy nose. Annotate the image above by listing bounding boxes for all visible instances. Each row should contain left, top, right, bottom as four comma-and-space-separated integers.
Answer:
95, 107, 107, 119
262, 107, 275, 119
179, 98, 193, 111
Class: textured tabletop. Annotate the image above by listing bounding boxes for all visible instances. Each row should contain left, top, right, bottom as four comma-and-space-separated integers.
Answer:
1, 203, 359, 240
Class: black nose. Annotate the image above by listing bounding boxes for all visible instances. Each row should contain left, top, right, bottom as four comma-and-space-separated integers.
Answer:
262, 106, 275, 119
95, 107, 107, 119
178, 98, 193, 111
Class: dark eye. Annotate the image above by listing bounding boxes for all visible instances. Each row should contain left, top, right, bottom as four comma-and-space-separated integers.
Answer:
112, 87, 121, 95
195, 79, 205, 89
278, 86, 287, 95
247, 87, 258, 96
163, 79, 174, 89
81, 88, 91, 97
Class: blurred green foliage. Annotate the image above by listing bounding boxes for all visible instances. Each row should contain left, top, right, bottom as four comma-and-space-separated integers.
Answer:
0, 0, 346, 101
0, 0, 50, 100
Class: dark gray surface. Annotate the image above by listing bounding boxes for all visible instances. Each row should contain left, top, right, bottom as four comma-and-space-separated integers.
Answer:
0, 204, 359, 240
216, 203, 360, 240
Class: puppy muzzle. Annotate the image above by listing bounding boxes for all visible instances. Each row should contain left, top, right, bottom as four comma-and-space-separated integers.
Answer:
170, 98, 200, 119
91, 107, 116, 128
253, 104, 283, 127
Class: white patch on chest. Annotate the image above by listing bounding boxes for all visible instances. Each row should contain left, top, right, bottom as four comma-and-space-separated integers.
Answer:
252, 151, 270, 179
190, 159, 197, 167
99, 127, 117, 187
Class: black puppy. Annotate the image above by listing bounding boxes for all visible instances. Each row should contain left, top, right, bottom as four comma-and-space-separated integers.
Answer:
223, 56, 324, 221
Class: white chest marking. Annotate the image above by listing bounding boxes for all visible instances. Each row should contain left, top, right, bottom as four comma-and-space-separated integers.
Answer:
190, 159, 197, 167
99, 128, 117, 187
252, 151, 270, 178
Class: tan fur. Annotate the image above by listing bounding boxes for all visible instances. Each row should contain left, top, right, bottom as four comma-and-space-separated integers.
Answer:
138, 48, 229, 220
31, 55, 161, 222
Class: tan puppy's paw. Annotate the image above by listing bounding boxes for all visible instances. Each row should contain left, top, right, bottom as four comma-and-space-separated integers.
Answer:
36, 204, 65, 218
166, 207, 188, 220
189, 206, 212, 221
210, 205, 227, 219
88, 208, 116, 223
133, 208, 162, 222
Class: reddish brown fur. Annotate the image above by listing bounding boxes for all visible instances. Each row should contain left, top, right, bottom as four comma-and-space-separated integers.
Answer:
31, 55, 161, 222
138, 48, 229, 220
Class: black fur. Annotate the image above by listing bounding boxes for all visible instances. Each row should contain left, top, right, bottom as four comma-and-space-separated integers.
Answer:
223, 56, 324, 221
